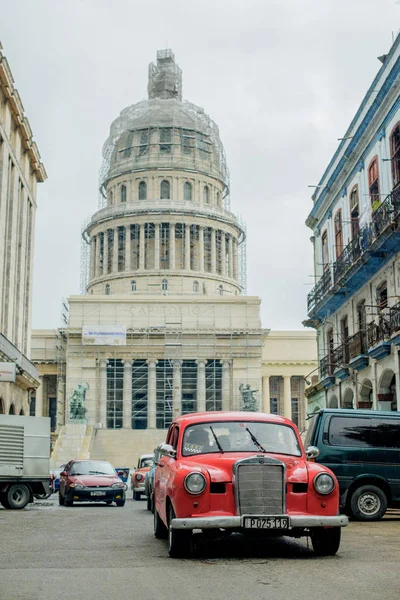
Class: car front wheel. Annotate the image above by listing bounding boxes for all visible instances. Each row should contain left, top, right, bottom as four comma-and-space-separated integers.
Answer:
311, 527, 341, 556
349, 485, 387, 521
168, 506, 192, 558
116, 498, 125, 507
154, 504, 168, 539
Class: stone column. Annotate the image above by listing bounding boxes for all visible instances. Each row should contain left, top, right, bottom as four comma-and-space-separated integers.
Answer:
221, 232, 227, 277
112, 228, 119, 273
139, 223, 145, 270
262, 376, 270, 413
147, 359, 158, 428
211, 228, 216, 273
103, 230, 109, 275
99, 360, 108, 427
172, 360, 183, 418
185, 224, 191, 270
169, 223, 176, 270
221, 360, 231, 411
122, 360, 132, 429
196, 359, 207, 412
125, 225, 131, 271
199, 226, 205, 272
154, 223, 160, 270
228, 235, 233, 278
90, 237, 95, 280
95, 233, 101, 277
283, 375, 292, 420
35, 376, 44, 417
233, 238, 238, 280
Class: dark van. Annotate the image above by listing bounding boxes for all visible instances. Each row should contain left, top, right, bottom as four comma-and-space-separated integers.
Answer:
304, 409, 400, 521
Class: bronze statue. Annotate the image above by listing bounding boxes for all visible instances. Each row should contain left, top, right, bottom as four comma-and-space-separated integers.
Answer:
69, 382, 89, 420
239, 383, 259, 412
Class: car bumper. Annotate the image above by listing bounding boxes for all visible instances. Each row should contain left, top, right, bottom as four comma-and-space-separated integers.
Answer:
171, 514, 349, 530
69, 488, 125, 502
133, 485, 145, 493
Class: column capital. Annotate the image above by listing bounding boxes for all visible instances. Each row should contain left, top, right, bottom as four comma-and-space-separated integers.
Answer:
146, 359, 159, 367
121, 359, 132, 368
195, 359, 207, 367
220, 359, 232, 366
172, 359, 183, 367
98, 359, 109, 368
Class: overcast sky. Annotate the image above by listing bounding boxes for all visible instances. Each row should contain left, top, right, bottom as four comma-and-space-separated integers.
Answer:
1, 0, 399, 331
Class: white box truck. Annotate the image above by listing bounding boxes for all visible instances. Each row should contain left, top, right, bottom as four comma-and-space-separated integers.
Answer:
0, 414, 51, 509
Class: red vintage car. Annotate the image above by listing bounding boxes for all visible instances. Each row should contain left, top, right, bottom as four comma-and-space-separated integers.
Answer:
153, 412, 348, 558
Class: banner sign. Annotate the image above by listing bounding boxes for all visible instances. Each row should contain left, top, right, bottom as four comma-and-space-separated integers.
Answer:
82, 326, 126, 346
0, 362, 17, 383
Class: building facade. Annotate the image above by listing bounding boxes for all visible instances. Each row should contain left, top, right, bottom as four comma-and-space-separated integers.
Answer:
306, 34, 400, 411
0, 43, 46, 416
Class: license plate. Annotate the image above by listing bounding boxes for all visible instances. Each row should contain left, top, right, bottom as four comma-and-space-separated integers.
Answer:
243, 516, 290, 529
90, 491, 106, 496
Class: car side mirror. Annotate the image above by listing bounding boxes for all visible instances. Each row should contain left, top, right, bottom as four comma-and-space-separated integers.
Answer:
306, 446, 320, 460
157, 443, 177, 459
60, 471, 67, 477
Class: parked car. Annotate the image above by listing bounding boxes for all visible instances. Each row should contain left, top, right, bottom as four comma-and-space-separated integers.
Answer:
59, 460, 126, 507
144, 448, 161, 511
153, 411, 348, 558
304, 408, 400, 521
50, 465, 66, 493
131, 454, 154, 501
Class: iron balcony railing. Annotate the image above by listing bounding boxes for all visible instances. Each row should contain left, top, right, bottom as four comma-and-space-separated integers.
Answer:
366, 318, 391, 348
333, 341, 350, 367
308, 187, 400, 313
320, 354, 334, 379
390, 301, 400, 334
348, 331, 367, 360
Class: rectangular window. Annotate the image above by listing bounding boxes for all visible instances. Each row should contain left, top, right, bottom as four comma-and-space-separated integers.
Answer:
181, 361, 197, 415
138, 129, 150, 156
205, 360, 222, 411
377, 281, 388, 310
368, 159, 380, 206
159, 128, 172, 154
328, 416, 400, 448
391, 126, 400, 185
334, 210, 343, 258
132, 360, 148, 429
322, 230, 329, 271
350, 187, 359, 238
181, 129, 194, 154
156, 360, 174, 429
107, 360, 123, 429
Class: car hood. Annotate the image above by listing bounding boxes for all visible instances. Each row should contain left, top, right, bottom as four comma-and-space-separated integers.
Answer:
182, 453, 308, 484
70, 475, 120, 487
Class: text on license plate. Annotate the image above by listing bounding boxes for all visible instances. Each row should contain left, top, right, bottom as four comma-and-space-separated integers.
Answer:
243, 516, 289, 529
90, 491, 106, 496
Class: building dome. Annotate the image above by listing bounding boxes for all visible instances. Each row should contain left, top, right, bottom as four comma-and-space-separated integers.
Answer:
84, 50, 245, 298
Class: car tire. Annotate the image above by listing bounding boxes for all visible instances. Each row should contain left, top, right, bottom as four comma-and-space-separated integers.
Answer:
168, 505, 192, 559
6, 484, 30, 510
64, 495, 74, 507
311, 527, 341, 556
116, 498, 126, 507
154, 504, 168, 539
146, 495, 152, 512
105, 500, 113, 505
349, 485, 387, 521
133, 491, 141, 501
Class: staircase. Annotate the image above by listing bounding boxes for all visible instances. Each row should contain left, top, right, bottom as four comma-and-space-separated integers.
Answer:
50, 423, 95, 468
90, 428, 167, 469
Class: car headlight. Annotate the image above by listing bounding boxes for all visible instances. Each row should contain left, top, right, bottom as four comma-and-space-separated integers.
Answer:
71, 484, 84, 490
112, 482, 125, 489
184, 472, 206, 495
314, 473, 335, 495
135, 474, 143, 481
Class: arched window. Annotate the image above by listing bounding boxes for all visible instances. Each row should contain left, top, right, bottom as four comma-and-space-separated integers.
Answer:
334, 209, 343, 258
131, 280, 136, 292
203, 185, 209, 204
390, 123, 400, 185
9, 403, 15, 415
121, 185, 127, 203
19, 409, 24, 415
0, 398, 4, 414
321, 230, 329, 271
368, 157, 380, 208
162, 279, 168, 291
218, 285, 223, 296
184, 182, 192, 201
160, 180, 170, 199
139, 181, 147, 200
193, 280, 199, 292
105, 284, 110, 295
349, 186, 359, 238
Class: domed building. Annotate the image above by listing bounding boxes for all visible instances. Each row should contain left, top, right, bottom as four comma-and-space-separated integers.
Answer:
47, 51, 265, 465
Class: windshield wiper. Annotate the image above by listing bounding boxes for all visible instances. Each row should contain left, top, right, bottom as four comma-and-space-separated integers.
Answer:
245, 427, 267, 453
209, 426, 224, 454
89, 471, 108, 475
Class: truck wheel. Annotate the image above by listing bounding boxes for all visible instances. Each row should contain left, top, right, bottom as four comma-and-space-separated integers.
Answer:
6, 484, 30, 509
154, 504, 168, 539
311, 528, 341, 556
168, 506, 192, 558
350, 485, 387, 521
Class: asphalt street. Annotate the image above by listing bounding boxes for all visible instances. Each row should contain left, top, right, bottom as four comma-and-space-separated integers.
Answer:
0, 494, 399, 600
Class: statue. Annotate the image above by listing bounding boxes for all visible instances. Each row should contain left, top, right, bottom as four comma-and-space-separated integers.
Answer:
69, 382, 89, 421
239, 383, 259, 412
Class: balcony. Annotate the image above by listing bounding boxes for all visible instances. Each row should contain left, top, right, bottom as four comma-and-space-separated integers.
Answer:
308, 186, 400, 320
348, 331, 369, 371
390, 301, 400, 345
319, 355, 336, 388
332, 342, 350, 380
367, 318, 391, 360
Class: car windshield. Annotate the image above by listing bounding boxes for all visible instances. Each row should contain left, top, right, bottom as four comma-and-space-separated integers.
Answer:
182, 421, 302, 457
69, 461, 116, 476
140, 458, 154, 468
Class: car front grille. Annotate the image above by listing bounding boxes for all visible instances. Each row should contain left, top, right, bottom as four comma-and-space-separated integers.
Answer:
236, 458, 284, 515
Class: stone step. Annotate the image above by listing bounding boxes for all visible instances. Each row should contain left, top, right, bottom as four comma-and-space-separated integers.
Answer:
89, 428, 167, 469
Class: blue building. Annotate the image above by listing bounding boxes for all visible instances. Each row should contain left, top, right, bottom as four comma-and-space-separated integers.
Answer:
305, 34, 400, 411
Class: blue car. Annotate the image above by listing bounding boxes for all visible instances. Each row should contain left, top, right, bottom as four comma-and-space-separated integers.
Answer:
50, 464, 66, 492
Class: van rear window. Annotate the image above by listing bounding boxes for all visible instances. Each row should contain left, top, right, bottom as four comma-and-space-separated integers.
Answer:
328, 416, 400, 448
